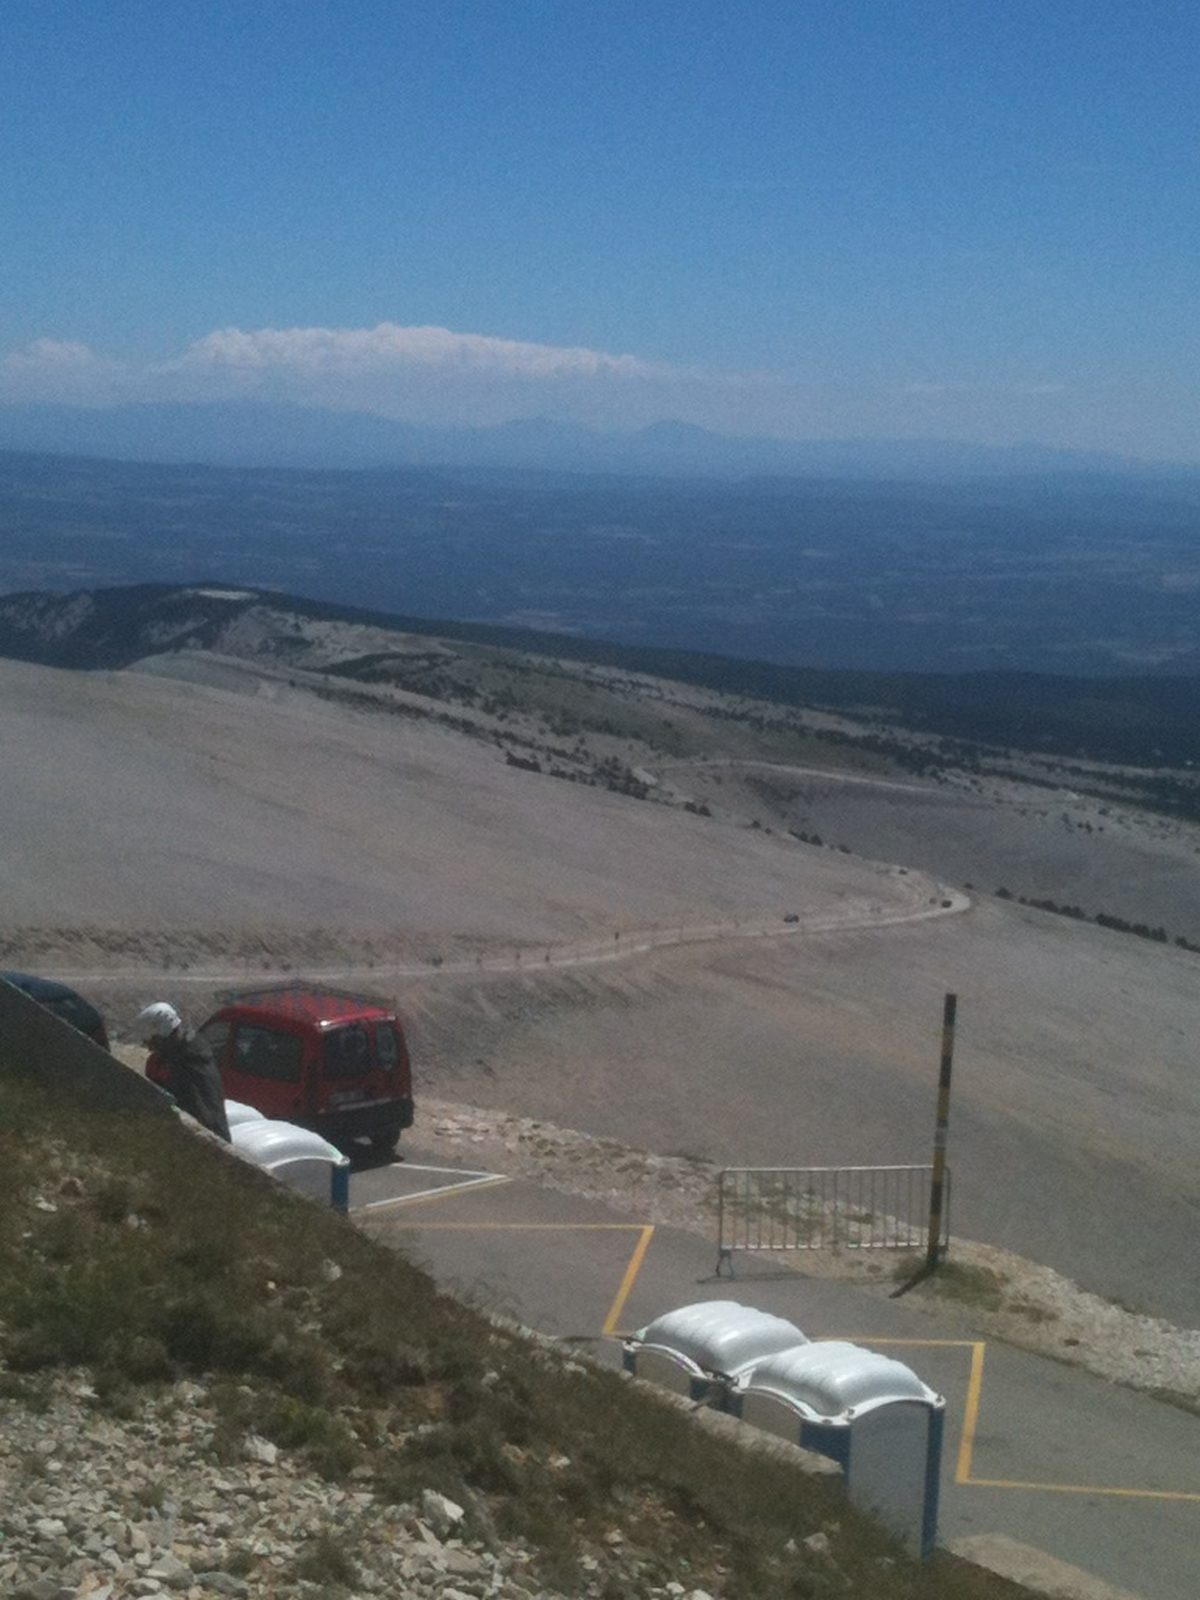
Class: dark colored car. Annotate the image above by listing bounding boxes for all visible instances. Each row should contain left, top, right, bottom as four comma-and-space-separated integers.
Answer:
1, 970, 110, 1050
183, 983, 414, 1155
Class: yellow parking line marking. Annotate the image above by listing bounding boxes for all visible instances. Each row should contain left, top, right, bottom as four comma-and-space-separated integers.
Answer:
358, 1174, 510, 1212
957, 1341, 986, 1484
362, 1215, 653, 1341
602, 1225, 655, 1337
965, 1477, 1200, 1503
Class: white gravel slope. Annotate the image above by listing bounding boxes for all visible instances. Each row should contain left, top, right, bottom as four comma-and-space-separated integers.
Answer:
0, 657, 931, 941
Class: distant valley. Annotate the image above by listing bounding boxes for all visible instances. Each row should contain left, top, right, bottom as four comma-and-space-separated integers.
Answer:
4, 445, 1200, 677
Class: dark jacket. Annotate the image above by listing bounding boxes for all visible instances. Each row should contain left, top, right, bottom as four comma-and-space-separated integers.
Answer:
151, 1028, 231, 1142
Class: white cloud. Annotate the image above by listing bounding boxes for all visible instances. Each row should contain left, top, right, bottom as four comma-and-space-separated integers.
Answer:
161, 321, 704, 428
5, 338, 99, 369
0, 321, 677, 415
1, 338, 130, 404
173, 322, 661, 381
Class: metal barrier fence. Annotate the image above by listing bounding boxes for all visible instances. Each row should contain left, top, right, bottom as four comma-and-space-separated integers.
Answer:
715, 1165, 950, 1275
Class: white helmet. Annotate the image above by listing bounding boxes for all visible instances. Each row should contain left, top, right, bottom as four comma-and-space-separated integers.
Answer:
135, 1002, 182, 1041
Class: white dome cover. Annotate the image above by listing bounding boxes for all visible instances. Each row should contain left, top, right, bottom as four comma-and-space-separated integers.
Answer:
739, 1340, 937, 1419
231, 1119, 348, 1170
634, 1301, 807, 1378
224, 1100, 266, 1127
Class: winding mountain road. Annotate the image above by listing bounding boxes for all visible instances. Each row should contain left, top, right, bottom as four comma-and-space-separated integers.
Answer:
48, 881, 971, 988
655, 755, 936, 794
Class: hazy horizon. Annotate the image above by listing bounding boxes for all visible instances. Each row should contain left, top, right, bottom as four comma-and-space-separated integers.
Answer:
6, 397, 1197, 479
3, 3, 1198, 463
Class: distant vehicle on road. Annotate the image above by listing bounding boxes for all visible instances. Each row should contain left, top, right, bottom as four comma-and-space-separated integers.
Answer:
1, 970, 110, 1050
187, 984, 414, 1156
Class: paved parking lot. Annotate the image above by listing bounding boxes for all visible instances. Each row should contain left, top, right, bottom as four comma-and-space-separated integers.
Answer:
351, 1147, 1200, 1600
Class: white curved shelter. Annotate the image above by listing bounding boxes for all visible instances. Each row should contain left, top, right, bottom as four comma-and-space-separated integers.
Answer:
736, 1340, 934, 1422
623, 1301, 945, 1560
623, 1300, 807, 1398
732, 1339, 945, 1559
224, 1100, 266, 1127
231, 1118, 350, 1207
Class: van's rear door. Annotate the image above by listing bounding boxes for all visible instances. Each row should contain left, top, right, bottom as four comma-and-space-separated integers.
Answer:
320, 1022, 378, 1114
373, 1019, 413, 1108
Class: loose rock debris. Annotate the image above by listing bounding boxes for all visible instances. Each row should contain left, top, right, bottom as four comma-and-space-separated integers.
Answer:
0, 1380, 727, 1600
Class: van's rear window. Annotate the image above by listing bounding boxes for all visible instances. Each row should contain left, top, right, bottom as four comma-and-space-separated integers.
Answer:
233, 1025, 302, 1083
323, 1024, 371, 1079
376, 1023, 401, 1071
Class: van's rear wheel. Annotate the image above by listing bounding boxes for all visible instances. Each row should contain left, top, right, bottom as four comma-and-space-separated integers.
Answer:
369, 1128, 400, 1157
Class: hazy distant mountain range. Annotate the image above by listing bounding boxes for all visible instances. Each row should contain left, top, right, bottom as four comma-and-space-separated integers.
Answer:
0, 400, 1185, 481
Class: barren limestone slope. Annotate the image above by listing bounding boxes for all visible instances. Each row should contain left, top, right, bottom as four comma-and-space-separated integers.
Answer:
666, 758, 1200, 945
0, 656, 938, 944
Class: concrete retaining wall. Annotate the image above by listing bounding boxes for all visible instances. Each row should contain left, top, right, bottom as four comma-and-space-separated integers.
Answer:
0, 977, 172, 1118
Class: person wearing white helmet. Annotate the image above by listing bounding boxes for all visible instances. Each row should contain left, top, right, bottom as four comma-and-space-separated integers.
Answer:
136, 1001, 231, 1142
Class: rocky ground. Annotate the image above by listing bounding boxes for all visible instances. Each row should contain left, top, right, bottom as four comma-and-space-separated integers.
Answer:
0, 1373, 737, 1600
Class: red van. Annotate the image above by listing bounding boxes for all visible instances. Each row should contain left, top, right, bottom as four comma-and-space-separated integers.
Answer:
191, 984, 414, 1155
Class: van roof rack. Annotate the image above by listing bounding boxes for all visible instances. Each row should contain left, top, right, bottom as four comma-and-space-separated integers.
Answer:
216, 979, 396, 1013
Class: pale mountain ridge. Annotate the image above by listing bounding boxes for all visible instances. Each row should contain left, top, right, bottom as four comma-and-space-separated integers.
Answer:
0, 400, 1184, 478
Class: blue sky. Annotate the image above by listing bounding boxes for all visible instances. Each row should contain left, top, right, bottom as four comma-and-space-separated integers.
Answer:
3, 0, 1198, 458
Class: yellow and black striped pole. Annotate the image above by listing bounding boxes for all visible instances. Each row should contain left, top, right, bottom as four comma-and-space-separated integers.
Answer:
925, 992, 957, 1270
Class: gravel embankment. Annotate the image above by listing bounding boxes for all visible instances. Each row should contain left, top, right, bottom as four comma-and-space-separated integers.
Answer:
0, 1376, 723, 1600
